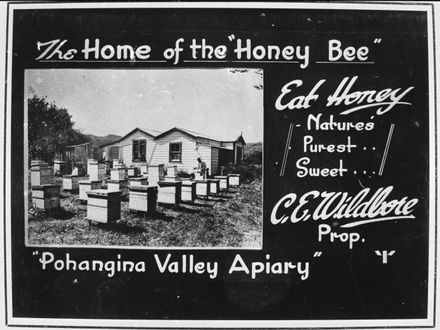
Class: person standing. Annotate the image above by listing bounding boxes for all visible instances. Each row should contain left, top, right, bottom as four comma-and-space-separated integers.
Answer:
197, 157, 207, 179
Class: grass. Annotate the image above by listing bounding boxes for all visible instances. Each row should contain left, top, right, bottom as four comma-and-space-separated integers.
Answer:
27, 180, 262, 248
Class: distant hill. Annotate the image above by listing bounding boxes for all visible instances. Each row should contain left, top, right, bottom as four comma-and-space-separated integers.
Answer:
244, 142, 262, 163
244, 142, 262, 156
86, 134, 121, 147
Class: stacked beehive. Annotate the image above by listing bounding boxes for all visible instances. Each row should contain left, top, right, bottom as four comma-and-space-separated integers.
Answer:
148, 165, 164, 187
128, 164, 148, 187
181, 181, 196, 202
195, 179, 211, 199
108, 166, 128, 197
53, 160, 68, 176
129, 176, 148, 186
164, 165, 178, 182
227, 174, 241, 187
157, 180, 182, 205
88, 160, 105, 181
209, 179, 220, 196
129, 185, 158, 213
214, 175, 229, 191
127, 166, 139, 178
79, 160, 104, 201
86, 189, 121, 224
62, 173, 81, 192
30, 160, 61, 211
140, 163, 148, 176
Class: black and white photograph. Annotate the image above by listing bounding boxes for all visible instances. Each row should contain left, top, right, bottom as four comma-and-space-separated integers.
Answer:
26, 68, 263, 248
1, 1, 440, 329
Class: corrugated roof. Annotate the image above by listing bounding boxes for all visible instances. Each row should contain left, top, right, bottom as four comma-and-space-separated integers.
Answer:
138, 127, 162, 136
160, 127, 244, 143
99, 127, 157, 147
100, 126, 245, 147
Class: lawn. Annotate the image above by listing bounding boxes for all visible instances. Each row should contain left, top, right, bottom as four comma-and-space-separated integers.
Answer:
27, 180, 263, 248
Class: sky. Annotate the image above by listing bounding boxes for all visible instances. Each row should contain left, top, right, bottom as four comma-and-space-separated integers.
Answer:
25, 68, 263, 143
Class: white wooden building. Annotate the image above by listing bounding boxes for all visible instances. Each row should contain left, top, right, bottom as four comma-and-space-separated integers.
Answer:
101, 127, 245, 175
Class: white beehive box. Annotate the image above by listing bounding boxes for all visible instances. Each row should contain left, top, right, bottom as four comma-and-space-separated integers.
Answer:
31, 160, 48, 168
127, 166, 139, 177
209, 179, 220, 196
31, 167, 53, 186
140, 163, 148, 175
88, 161, 105, 181
30, 161, 53, 186
128, 186, 157, 213
53, 160, 68, 176
112, 159, 120, 167
164, 176, 177, 182
195, 180, 211, 198
148, 165, 164, 186
86, 189, 121, 224
107, 179, 128, 197
228, 174, 241, 186
62, 175, 80, 192
129, 177, 148, 186
214, 175, 228, 191
167, 165, 177, 177
31, 185, 60, 211
157, 181, 181, 205
110, 168, 127, 180
78, 180, 102, 201
181, 181, 196, 202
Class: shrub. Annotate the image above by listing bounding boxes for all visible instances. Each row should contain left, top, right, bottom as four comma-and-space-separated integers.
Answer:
177, 170, 192, 178
225, 161, 262, 183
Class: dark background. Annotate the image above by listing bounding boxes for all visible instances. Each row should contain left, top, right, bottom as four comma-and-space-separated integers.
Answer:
10, 7, 431, 320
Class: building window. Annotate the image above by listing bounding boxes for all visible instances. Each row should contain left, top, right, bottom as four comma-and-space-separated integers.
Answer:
169, 142, 182, 162
133, 140, 146, 161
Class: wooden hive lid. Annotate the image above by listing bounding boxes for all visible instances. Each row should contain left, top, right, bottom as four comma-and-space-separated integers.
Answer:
31, 160, 48, 167
86, 189, 121, 197
63, 174, 81, 178
181, 181, 196, 186
129, 176, 146, 181
107, 179, 128, 183
157, 181, 182, 187
79, 180, 102, 184
31, 184, 60, 190
129, 185, 157, 192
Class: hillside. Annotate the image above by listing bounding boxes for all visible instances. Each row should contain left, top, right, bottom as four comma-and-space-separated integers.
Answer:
244, 142, 262, 163
244, 142, 262, 156
86, 134, 121, 147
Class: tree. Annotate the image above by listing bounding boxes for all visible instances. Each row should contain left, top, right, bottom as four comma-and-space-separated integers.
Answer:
28, 95, 88, 163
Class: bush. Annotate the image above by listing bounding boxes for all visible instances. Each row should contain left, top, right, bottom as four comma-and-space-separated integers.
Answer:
225, 161, 262, 183
177, 170, 192, 178
28, 95, 88, 163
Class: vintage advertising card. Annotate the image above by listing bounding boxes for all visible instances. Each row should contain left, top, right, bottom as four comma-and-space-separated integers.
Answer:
1, 1, 439, 328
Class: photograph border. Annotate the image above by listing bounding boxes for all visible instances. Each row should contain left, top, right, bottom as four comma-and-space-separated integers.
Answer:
23, 67, 265, 251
